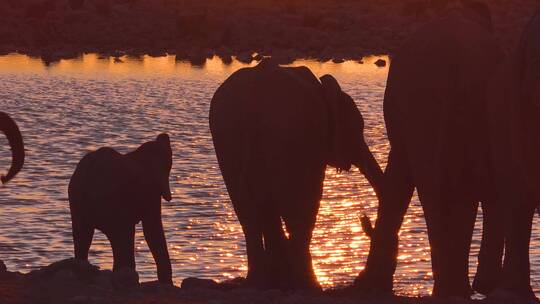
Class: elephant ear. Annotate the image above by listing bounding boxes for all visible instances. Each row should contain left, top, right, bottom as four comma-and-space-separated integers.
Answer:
320, 74, 366, 172
156, 133, 173, 202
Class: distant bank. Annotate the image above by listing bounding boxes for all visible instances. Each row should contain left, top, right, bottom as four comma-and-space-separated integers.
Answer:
0, 0, 535, 64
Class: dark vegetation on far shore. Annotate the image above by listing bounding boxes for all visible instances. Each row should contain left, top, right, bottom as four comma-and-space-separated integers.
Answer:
0, 0, 537, 65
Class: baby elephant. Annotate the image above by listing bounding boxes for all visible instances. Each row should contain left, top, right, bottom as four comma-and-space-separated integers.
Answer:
68, 133, 173, 284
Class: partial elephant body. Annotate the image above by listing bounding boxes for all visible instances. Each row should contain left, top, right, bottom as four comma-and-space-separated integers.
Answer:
210, 60, 382, 290
68, 134, 173, 284
386, 11, 500, 202
484, 7, 540, 299
493, 8, 540, 203
358, 7, 503, 297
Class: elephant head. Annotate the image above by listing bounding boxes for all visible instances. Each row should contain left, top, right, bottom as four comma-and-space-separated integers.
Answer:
132, 133, 173, 202
0, 112, 24, 184
320, 75, 383, 195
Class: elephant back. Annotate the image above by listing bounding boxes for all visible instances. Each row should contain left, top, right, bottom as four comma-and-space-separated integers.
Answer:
210, 62, 330, 209
69, 147, 143, 227
210, 61, 329, 160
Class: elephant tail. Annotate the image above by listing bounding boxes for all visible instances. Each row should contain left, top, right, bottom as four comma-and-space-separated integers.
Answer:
360, 213, 374, 239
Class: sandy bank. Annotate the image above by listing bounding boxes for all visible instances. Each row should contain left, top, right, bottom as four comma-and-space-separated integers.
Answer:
0, 0, 537, 65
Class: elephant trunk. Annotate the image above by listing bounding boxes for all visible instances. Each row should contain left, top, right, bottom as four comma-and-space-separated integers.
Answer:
353, 141, 384, 202
354, 142, 383, 238
0, 112, 25, 184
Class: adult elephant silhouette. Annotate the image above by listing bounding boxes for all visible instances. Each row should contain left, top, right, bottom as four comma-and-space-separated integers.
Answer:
210, 59, 383, 290
0, 112, 24, 184
484, 7, 540, 300
355, 2, 503, 297
68, 134, 173, 284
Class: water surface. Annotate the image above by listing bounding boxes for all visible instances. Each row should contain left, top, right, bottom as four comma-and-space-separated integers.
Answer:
0, 54, 538, 296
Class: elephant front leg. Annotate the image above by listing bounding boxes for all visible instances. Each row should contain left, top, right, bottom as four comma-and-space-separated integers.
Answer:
143, 213, 173, 285
71, 214, 94, 261
356, 147, 414, 292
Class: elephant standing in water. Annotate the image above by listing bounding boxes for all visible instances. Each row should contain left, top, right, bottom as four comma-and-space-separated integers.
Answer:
484, 7, 540, 300
68, 134, 173, 284
210, 59, 383, 290
0, 112, 24, 184
356, 2, 503, 297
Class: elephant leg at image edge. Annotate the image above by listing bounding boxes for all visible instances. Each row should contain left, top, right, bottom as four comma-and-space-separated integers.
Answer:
499, 203, 536, 299
473, 200, 504, 295
355, 147, 414, 292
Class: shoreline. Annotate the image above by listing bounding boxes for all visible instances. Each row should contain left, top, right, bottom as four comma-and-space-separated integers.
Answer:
0, 258, 470, 304
0, 1, 536, 65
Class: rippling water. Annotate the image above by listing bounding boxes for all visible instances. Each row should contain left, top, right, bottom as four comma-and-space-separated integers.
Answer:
0, 54, 538, 296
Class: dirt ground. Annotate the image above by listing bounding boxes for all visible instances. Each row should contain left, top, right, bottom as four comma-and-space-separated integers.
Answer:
0, 259, 488, 304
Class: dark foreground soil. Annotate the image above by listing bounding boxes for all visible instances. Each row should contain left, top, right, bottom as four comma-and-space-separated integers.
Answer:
0, 0, 537, 64
0, 259, 527, 304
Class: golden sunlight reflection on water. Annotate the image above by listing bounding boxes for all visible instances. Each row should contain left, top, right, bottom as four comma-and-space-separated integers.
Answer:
0, 53, 538, 296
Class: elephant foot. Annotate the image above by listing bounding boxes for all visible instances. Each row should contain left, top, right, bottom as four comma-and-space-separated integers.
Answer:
286, 279, 321, 292
472, 272, 501, 295
244, 270, 269, 289
432, 278, 473, 299
112, 267, 140, 290
353, 269, 393, 294
488, 288, 539, 304
432, 285, 473, 299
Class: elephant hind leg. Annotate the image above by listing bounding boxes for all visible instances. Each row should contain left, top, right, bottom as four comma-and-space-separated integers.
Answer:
500, 204, 535, 299
72, 217, 94, 261
473, 200, 504, 295
440, 199, 478, 297
283, 204, 320, 291
241, 221, 265, 287
421, 193, 477, 298
262, 213, 289, 289
108, 226, 136, 271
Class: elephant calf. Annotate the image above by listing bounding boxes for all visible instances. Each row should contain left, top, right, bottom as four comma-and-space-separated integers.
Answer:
210, 59, 383, 290
68, 133, 173, 284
